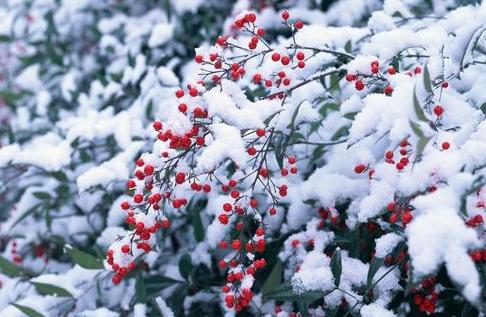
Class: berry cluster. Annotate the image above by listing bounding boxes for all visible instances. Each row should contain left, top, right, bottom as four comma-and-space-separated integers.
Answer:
412, 277, 439, 314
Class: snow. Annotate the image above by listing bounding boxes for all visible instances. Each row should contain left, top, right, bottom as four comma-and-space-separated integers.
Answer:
148, 23, 174, 48
375, 233, 403, 258
2, 1, 486, 316
197, 123, 246, 172
360, 303, 396, 317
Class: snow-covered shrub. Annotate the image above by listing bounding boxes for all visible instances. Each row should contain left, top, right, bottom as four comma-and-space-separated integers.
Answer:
2, 0, 486, 316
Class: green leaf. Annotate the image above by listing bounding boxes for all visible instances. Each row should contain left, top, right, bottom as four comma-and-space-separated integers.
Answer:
265, 281, 325, 302
367, 257, 384, 288
12, 304, 45, 317
33, 192, 51, 200
274, 134, 288, 169
415, 136, 432, 162
188, 200, 205, 242
480, 102, 486, 115
262, 259, 283, 296
343, 112, 358, 120
344, 40, 352, 53
330, 249, 342, 288
178, 254, 193, 280
135, 272, 147, 303
0, 255, 23, 277
423, 64, 433, 93
0, 35, 10, 42
50, 171, 68, 182
32, 282, 73, 297
413, 87, 428, 122
64, 246, 104, 269
287, 100, 307, 130
298, 299, 310, 317
145, 276, 181, 296
409, 120, 425, 138
458, 26, 486, 76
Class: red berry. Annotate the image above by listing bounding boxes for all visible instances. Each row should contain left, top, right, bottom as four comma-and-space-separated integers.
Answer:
127, 180, 136, 188
387, 66, 396, 75
252, 73, 262, 83
219, 240, 228, 249
231, 239, 241, 250
195, 55, 203, 63
247, 147, 257, 156
133, 194, 143, 204
178, 103, 188, 113
345, 73, 356, 82
271, 52, 281, 62
295, 21, 304, 29
298, 61, 305, 68
441, 142, 450, 150
355, 80, 365, 91
175, 89, 184, 98
218, 259, 227, 269
153, 121, 162, 131
121, 245, 130, 253
175, 172, 186, 184
256, 128, 266, 137
223, 203, 232, 212
257, 28, 265, 36
433, 105, 444, 116
288, 156, 297, 164
144, 165, 154, 175
354, 164, 366, 173
218, 214, 229, 224
384, 85, 393, 95
385, 151, 394, 159
189, 88, 198, 97
121, 201, 130, 210
442, 81, 449, 88
281, 56, 290, 65
402, 212, 413, 225
281, 10, 289, 20
296, 52, 305, 61
136, 159, 144, 167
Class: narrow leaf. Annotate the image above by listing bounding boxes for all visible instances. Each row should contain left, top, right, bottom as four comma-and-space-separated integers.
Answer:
33, 192, 51, 200
32, 282, 73, 297
178, 254, 193, 280
330, 249, 342, 288
0, 255, 23, 277
423, 64, 433, 93
12, 304, 45, 317
262, 259, 283, 296
367, 257, 385, 288
413, 87, 428, 122
64, 246, 104, 269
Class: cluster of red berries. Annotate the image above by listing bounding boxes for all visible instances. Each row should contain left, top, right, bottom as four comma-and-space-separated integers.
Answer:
280, 155, 298, 176
384, 139, 412, 171
466, 214, 483, 227
386, 201, 414, 225
412, 277, 438, 314
470, 248, 486, 262
10, 241, 22, 264
346, 60, 393, 95
316, 207, 341, 229
107, 249, 136, 284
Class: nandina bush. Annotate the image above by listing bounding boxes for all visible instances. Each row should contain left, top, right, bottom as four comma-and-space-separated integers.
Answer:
1, 0, 486, 316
